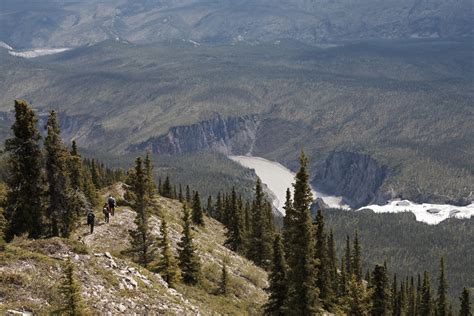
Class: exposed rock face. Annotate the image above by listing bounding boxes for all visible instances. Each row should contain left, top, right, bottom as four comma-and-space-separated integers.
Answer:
313, 151, 387, 208
127, 114, 260, 155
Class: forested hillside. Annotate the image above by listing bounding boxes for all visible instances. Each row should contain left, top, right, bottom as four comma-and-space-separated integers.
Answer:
1, 100, 471, 315
1, 39, 473, 206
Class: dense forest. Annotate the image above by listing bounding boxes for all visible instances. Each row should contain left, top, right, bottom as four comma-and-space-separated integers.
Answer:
0, 100, 472, 315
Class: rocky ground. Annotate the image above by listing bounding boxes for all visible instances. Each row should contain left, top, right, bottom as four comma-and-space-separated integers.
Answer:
1, 184, 268, 315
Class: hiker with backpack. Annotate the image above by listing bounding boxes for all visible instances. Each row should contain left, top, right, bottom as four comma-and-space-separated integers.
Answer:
103, 203, 110, 224
107, 195, 116, 216
87, 209, 95, 234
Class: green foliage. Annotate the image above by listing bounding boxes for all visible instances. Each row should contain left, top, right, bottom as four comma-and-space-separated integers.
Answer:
224, 187, 245, 254
219, 263, 228, 296
420, 271, 433, 316
178, 205, 201, 285
155, 219, 179, 288
459, 288, 471, 316
284, 151, 319, 315
124, 157, 156, 267
347, 274, 370, 316
264, 234, 288, 316
4, 100, 45, 240
437, 257, 448, 316
58, 258, 86, 315
371, 264, 391, 316
192, 191, 204, 226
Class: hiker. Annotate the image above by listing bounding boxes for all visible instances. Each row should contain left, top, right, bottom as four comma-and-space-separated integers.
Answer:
103, 203, 110, 224
107, 195, 116, 216
87, 209, 95, 234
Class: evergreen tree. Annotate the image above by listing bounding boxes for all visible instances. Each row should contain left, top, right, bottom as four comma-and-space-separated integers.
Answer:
282, 188, 294, 261
58, 258, 86, 315
219, 263, 228, 296
178, 184, 183, 202
178, 205, 201, 285
345, 236, 352, 276
162, 176, 172, 198
392, 274, 399, 315
371, 264, 390, 316
192, 191, 204, 226
125, 157, 155, 267
4, 100, 44, 240
68, 140, 83, 191
436, 257, 448, 316
408, 277, 416, 316
420, 271, 433, 316
156, 219, 179, 288
224, 187, 245, 253
214, 192, 223, 222
44, 110, 75, 238
459, 288, 471, 316
352, 231, 362, 282
144, 152, 156, 199
185, 185, 191, 204
347, 274, 370, 316
284, 151, 319, 315
327, 230, 338, 295
90, 159, 100, 188
264, 234, 288, 316
249, 178, 273, 269
207, 195, 213, 216
314, 209, 333, 307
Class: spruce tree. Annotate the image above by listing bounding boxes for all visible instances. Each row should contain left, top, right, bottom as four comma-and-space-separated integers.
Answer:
436, 257, 448, 316
282, 188, 294, 262
68, 141, 83, 191
156, 219, 179, 288
214, 192, 223, 222
327, 230, 338, 296
125, 157, 155, 267
90, 159, 100, 188
207, 195, 213, 216
408, 277, 416, 316
249, 178, 273, 269
224, 187, 245, 253
219, 263, 228, 296
285, 151, 319, 315
59, 258, 86, 315
45, 110, 75, 238
314, 209, 333, 307
185, 185, 191, 204
264, 234, 288, 315
352, 231, 362, 282
4, 100, 44, 240
178, 184, 183, 202
345, 236, 352, 276
371, 264, 391, 316
144, 152, 156, 199
162, 176, 172, 198
420, 271, 433, 316
347, 274, 370, 316
459, 288, 471, 316
192, 191, 204, 226
178, 205, 201, 285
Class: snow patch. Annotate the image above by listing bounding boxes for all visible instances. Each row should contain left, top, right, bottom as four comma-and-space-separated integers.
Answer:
8, 47, 71, 58
229, 155, 348, 215
358, 200, 474, 225
0, 41, 13, 50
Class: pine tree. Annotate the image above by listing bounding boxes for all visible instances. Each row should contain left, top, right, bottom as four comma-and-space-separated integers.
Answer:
125, 157, 155, 267
144, 152, 156, 199
58, 258, 86, 315
156, 219, 179, 288
206, 195, 213, 216
178, 184, 183, 202
214, 192, 223, 222
44, 110, 75, 238
90, 159, 100, 188
192, 191, 204, 226
4, 100, 44, 240
225, 187, 245, 253
352, 231, 362, 282
392, 274, 399, 315
285, 151, 319, 315
459, 288, 471, 316
264, 234, 288, 315
371, 264, 390, 316
314, 209, 333, 307
219, 263, 228, 296
178, 205, 201, 285
436, 257, 448, 316
419, 271, 433, 316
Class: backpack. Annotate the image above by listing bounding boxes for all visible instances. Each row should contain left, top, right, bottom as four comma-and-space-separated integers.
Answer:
87, 212, 94, 224
103, 206, 109, 215
108, 197, 116, 207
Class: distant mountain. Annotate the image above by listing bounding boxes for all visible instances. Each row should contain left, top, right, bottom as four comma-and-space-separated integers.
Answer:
0, 0, 472, 48
1, 38, 472, 207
